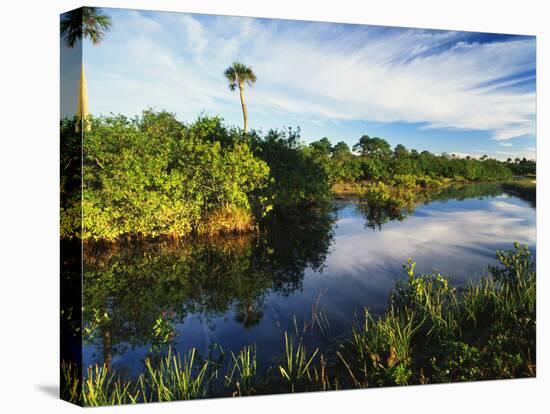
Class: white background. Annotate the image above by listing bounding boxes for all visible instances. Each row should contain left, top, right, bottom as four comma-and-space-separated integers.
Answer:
0, 0, 548, 412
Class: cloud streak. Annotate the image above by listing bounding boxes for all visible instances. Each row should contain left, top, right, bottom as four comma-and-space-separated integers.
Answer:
86, 9, 536, 144
326, 197, 536, 282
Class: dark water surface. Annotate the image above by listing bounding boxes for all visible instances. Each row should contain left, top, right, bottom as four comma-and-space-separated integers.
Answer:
82, 183, 536, 377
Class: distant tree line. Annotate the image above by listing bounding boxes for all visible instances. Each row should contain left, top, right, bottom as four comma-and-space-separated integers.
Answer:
306, 134, 524, 184
505, 157, 536, 176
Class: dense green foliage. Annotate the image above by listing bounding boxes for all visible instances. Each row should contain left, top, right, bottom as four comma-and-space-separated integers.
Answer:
250, 127, 332, 208
62, 245, 535, 405
62, 112, 270, 240
61, 112, 336, 240
506, 157, 536, 176
61, 110, 534, 241
316, 135, 516, 184
60, 118, 83, 239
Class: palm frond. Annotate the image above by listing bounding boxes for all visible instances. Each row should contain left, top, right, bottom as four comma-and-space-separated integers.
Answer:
224, 67, 238, 90
61, 7, 112, 48
224, 62, 257, 89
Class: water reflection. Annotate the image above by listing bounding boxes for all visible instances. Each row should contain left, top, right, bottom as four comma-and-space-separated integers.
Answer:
355, 182, 534, 231
82, 183, 536, 376
82, 206, 336, 369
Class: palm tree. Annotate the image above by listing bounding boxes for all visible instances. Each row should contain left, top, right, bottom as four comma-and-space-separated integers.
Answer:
224, 62, 257, 135
61, 7, 111, 132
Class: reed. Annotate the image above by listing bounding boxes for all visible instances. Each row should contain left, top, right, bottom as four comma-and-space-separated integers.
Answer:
143, 347, 210, 402
338, 243, 535, 387
225, 345, 257, 396
278, 331, 319, 392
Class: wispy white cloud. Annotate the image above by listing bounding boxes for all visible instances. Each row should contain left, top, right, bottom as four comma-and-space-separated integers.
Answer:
440, 145, 536, 161
86, 10, 536, 144
493, 148, 537, 160
326, 197, 535, 281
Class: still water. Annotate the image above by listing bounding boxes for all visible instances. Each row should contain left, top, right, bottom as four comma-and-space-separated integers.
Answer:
82, 183, 535, 376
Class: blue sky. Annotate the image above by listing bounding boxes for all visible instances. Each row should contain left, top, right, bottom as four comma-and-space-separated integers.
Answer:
80, 8, 536, 160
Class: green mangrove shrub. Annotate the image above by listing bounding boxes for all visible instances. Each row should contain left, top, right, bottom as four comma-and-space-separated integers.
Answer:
62, 112, 270, 240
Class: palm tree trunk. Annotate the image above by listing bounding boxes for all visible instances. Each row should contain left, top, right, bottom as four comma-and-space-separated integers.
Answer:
239, 83, 248, 135
77, 62, 91, 133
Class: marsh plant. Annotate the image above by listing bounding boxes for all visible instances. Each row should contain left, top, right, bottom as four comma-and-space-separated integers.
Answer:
337, 243, 535, 387
278, 332, 320, 393
143, 348, 211, 402
225, 345, 257, 396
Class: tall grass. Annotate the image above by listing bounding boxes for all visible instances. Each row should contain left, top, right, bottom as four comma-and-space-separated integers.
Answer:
143, 348, 210, 402
337, 243, 535, 386
278, 332, 319, 392
62, 347, 211, 406
61, 360, 81, 405
83, 364, 139, 406
225, 345, 257, 396
197, 204, 255, 236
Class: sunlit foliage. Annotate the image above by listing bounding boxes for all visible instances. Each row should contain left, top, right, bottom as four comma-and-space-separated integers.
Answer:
62, 111, 270, 240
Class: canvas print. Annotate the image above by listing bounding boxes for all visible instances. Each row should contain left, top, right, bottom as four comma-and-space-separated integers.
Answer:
60, 6, 536, 406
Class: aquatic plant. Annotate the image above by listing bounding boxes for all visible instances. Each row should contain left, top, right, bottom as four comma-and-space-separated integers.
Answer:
143, 347, 211, 402
82, 364, 138, 406
278, 332, 319, 392
337, 244, 535, 387
225, 345, 257, 396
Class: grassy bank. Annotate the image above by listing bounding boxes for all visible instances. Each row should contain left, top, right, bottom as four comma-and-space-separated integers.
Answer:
333, 175, 453, 210
62, 244, 535, 406
502, 177, 536, 206
334, 175, 453, 195
334, 175, 537, 211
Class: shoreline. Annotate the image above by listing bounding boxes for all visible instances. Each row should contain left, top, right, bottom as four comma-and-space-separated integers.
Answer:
64, 178, 536, 244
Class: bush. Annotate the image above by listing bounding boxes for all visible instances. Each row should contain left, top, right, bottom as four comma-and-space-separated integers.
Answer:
251, 127, 331, 208
62, 111, 270, 240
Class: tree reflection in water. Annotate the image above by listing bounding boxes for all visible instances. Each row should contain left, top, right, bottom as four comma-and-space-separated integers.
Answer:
80, 182, 535, 369
355, 182, 534, 231
82, 205, 336, 366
